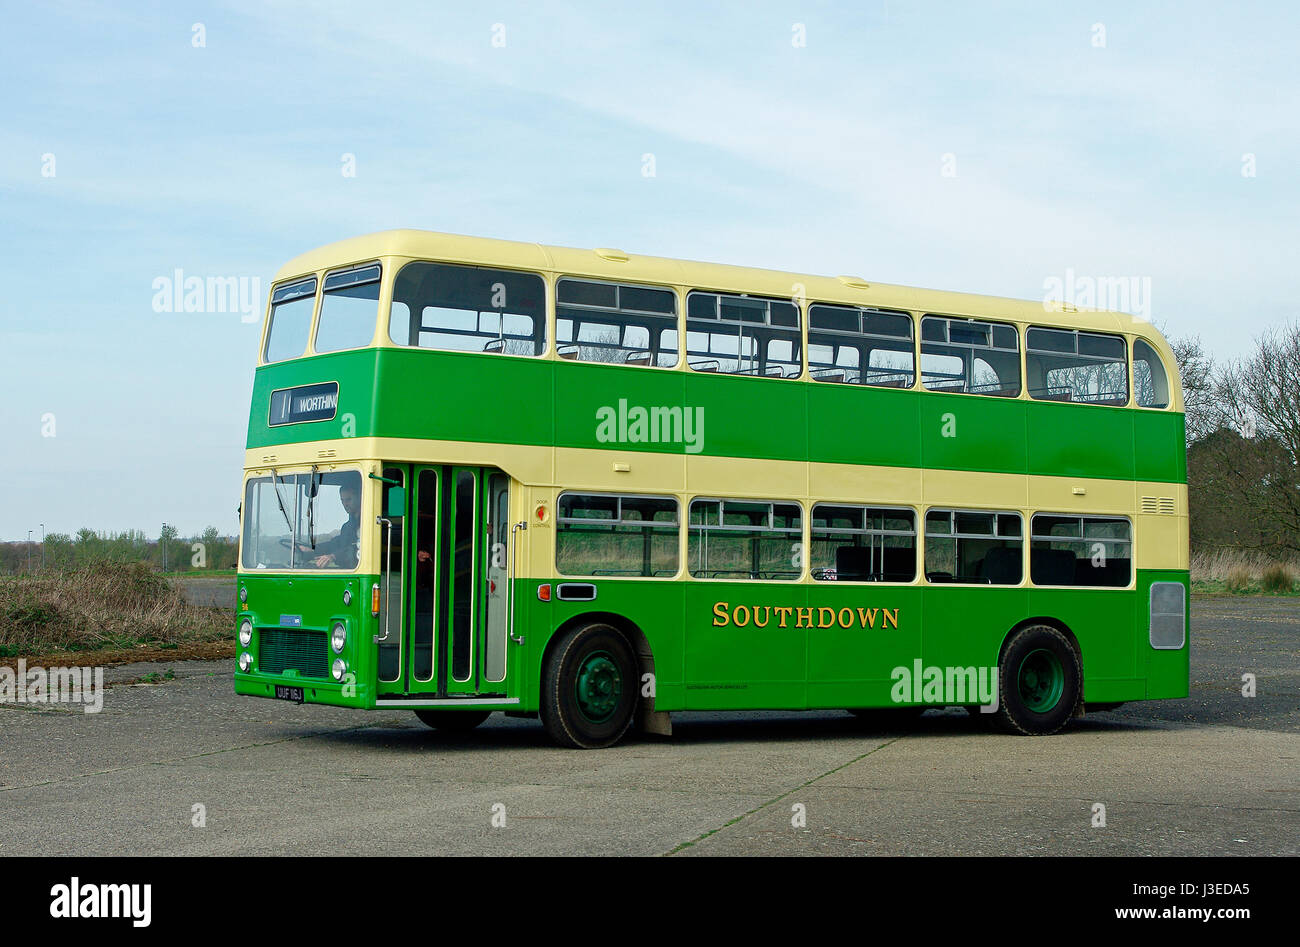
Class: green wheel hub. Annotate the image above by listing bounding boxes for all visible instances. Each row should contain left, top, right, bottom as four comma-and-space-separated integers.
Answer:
1017, 648, 1065, 713
574, 650, 622, 723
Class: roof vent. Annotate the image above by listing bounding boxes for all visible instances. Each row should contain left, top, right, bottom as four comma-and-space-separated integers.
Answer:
836, 275, 870, 289
594, 248, 629, 263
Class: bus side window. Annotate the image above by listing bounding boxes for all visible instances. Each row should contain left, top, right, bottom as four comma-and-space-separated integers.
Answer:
1133, 339, 1170, 408
920, 316, 1020, 397
555, 279, 678, 367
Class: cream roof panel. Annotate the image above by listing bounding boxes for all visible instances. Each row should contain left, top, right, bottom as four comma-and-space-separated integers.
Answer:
273, 229, 1162, 342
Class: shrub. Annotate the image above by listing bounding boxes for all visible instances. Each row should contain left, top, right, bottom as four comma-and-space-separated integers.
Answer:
1225, 566, 1253, 593
1261, 563, 1295, 594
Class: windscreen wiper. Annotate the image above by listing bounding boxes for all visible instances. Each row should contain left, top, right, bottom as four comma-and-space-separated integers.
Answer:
270, 469, 296, 562
307, 466, 320, 550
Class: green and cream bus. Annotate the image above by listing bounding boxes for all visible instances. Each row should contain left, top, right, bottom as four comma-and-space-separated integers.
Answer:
235, 230, 1188, 747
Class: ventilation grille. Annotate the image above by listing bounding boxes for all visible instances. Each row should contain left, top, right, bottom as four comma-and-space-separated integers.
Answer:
259, 629, 329, 678
1140, 496, 1177, 515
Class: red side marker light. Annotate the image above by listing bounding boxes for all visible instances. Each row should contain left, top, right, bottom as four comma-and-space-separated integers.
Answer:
537, 584, 551, 602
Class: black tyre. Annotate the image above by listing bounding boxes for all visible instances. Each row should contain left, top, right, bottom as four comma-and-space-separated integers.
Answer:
540, 623, 638, 749
413, 709, 491, 731
995, 624, 1081, 735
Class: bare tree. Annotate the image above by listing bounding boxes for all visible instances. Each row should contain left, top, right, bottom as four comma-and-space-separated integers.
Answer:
1170, 334, 1217, 444
1205, 323, 1300, 553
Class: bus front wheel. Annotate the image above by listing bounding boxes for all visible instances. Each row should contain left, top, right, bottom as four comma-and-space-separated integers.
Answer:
996, 625, 1080, 735
541, 623, 638, 749
414, 709, 491, 731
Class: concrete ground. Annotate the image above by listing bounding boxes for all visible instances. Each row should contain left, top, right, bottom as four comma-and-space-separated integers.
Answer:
1, 596, 1296, 856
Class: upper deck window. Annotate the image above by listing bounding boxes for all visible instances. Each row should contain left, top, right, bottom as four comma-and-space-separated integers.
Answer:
263, 278, 317, 363
315, 264, 381, 353
388, 261, 546, 356
685, 292, 802, 377
1133, 338, 1171, 408
1026, 327, 1127, 405
920, 316, 1021, 397
555, 279, 678, 366
808, 305, 914, 387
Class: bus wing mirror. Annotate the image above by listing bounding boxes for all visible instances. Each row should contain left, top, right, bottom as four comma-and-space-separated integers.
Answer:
385, 487, 406, 518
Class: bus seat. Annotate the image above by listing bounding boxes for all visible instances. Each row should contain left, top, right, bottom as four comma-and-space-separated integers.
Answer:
1075, 557, 1131, 586
483, 337, 505, 353
557, 344, 580, 360
1031, 548, 1076, 585
881, 544, 916, 582
980, 546, 1022, 584
835, 545, 871, 581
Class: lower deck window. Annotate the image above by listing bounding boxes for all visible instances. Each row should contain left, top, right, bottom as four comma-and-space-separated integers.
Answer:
924, 509, 1023, 584
556, 493, 679, 577
689, 499, 802, 580
811, 505, 916, 581
1030, 514, 1132, 586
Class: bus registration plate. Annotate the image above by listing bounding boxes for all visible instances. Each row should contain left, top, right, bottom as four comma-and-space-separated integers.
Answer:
274, 685, 304, 703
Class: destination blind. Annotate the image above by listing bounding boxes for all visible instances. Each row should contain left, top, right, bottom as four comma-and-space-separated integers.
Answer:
268, 382, 339, 426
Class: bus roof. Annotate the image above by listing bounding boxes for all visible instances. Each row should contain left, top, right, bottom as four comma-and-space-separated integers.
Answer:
275, 228, 1167, 344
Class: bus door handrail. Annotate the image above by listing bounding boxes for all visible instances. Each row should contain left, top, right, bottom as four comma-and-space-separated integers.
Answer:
375, 516, 392, 643
509, 520, 527, 644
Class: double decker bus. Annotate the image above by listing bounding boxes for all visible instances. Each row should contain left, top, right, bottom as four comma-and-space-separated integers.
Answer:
235, 230, 1188, 748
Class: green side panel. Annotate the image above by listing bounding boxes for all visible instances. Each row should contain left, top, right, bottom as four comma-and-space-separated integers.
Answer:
552, 362, 688, 454
1027, 586, 1137, 685
919, 393, 1027, 475
804, 585, 923, 709
921, 587, 1029, 673
808, 384, 920, 467
372, 350, 554, 446
1134, 410, 1187, 483
1140, 569, 1191, 699
247, 351, 1187, 484
683, 373, 807, 462
1028, 402, 1135, 480
683, 583, 808, 709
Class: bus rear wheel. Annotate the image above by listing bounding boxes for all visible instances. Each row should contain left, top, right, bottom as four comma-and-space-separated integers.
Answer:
996, 624, 1080, 735
541, 623, 638, 749
414, 709, 491, 731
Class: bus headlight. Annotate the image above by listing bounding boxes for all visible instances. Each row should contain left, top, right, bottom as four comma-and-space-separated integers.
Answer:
331, 659, 347, 682
331, 622, 347, 654
239, 652, 253, 672
239, 620, 253, 647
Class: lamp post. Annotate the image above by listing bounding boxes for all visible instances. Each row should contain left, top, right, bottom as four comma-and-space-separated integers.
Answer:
40, 523, 44, 571
161, 522, 169, 572
27, 530, 32, 573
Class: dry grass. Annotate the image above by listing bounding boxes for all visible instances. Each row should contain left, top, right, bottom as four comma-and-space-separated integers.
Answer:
0, 561, 229, 657
1192, 547, 1300, 595
1261, 562, 1297, 594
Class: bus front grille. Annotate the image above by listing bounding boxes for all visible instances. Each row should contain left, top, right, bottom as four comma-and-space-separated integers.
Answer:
259, 629, 329, 678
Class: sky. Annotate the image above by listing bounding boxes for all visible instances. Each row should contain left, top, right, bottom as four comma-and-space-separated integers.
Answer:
1, 1, 1297, 540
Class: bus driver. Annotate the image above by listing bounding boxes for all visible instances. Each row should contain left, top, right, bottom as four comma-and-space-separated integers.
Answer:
299, 483, 361, 568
